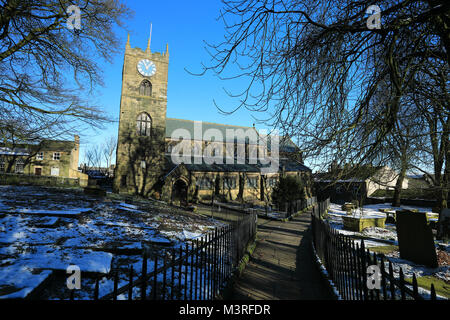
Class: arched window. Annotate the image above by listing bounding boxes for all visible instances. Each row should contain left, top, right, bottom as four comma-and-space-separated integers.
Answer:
139, 80, 152, 96
137, 112, 152, 136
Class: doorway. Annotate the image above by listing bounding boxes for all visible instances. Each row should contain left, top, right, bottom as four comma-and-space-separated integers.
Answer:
172, 178, 188, 206
34, 167, 42, 176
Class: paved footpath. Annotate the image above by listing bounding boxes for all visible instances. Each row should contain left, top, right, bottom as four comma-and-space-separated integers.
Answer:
231, 212, 335, 300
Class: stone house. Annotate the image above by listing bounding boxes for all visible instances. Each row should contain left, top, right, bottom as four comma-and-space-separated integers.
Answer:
314, 165, 408, 204
0, 135, 87, 184
407, 174, 433, 190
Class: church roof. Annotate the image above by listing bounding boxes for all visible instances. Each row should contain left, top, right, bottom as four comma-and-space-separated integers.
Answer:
165, 118, 300, 152
165, 118, 257, 143
164, 155, 311, 174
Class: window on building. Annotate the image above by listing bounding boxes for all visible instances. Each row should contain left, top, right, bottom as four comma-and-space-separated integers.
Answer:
137, 112, 152, 136
167, 144, 173, 153
223, 177, 237, 189
192, 143, 201, 156
246, 176, 259, 188
196, 177, 212, 190
34, 167, 42, 176
268, 177, 278, 187
121, 175, 127, 187
0, 158, 5, 172
139, 80, 152, 96
209, 142, 221, 158
204, 141, 210, 156
15, 159, 24, 174
53, 152, 60, 161
51, 166, 59, 176
259, 144, 268, 159
245, 140, 249, 159
36, 152, 44, 160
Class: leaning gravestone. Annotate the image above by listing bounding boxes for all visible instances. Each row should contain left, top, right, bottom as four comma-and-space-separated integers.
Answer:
396, 210, 438, 268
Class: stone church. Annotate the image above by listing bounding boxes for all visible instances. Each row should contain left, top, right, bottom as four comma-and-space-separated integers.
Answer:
113, 33, 312, 205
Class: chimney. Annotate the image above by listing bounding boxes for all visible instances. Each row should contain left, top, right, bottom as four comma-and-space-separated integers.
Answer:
74, 135, 80, 145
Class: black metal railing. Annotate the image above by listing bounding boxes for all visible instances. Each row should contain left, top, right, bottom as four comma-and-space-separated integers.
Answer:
66, 212, 257, 300
311, 199, 438, 300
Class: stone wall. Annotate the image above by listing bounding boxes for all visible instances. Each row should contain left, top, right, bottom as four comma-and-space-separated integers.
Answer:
0, 172, 86, 188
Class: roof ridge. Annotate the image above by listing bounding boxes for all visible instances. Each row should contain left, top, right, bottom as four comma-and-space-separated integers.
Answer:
166, 117, 254, 129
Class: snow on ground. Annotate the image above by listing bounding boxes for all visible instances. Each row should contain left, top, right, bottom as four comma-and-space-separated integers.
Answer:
326, 202, 449, 298
160, 229, 206, 241
328, 202, 435, 218
15, 207, 92, 216
0, 186, 224, 299
0, 265, 52, 299
327, 202, 437, 242
362, 226, 397, 241
266, 211, 287, 220
383, 253, 450, 282
328, 203, 387, 218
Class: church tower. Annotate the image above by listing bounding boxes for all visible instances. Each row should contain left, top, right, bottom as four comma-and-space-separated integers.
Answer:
114, 29, 169, 196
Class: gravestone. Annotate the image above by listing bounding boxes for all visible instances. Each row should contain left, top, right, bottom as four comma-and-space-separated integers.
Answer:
396, 210, 438, 268
83, 185, 106, 197
439, 208, 450, 239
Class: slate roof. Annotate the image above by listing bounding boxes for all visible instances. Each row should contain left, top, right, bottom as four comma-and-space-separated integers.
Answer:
165, 118, 258, 144
39, 140, 76, 152
0, 140, 75, 154
0, 147, 29, 156
164, 155, 311, 174
314, 166, 385, 182
165, 118, 299, 152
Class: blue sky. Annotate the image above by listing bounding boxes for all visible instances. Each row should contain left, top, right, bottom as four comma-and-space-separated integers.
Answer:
79, 0, 264, 164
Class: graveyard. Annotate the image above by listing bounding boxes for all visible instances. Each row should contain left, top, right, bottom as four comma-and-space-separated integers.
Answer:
325, 202, 450, 298
0, 185, 224, 299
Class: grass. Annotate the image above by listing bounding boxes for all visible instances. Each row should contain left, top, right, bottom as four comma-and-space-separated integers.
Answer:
404, 275, 450, 299
194, 205, 242, 223
365, 245, 449, 299
368, 245, 399, 255
237, 238, 257, 275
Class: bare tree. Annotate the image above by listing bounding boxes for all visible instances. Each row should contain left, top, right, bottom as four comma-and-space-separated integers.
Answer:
199, 0, 449, 213
0, 0, 132, 142
410, 61, 450, 214
84, 143, 102, 171
102, 135, 117, 176
199, 0, 448, 164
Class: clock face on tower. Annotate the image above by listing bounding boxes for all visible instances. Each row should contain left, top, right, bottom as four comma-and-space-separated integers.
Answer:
137, 59, 156, 77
